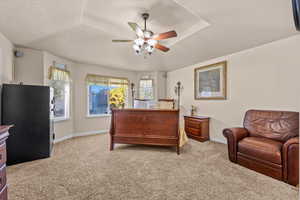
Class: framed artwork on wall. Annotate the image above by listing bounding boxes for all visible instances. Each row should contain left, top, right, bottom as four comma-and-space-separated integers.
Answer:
194, 61, 227, 100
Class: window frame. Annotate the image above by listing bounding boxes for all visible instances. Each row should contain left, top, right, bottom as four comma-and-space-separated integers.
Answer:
51, 80, 71, 122
138, 79, 154, 100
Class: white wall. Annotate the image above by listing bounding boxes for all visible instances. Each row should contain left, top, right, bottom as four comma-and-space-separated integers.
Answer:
73, 63, 137, 133
0, 31, 14, 122
167, 35, 300, 144
156, 71, 167, 100
14, 47, 44, 85
0, 32, 14, 84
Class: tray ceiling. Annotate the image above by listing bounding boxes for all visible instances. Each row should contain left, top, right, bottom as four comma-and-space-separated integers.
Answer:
0, 0, 298, 71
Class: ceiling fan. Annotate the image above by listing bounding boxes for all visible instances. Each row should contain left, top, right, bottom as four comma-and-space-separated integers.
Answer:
112, 13, 177, 56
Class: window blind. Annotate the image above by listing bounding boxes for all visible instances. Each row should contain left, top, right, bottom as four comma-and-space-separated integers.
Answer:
48, 66, 71, 81
85, 74, 129, 86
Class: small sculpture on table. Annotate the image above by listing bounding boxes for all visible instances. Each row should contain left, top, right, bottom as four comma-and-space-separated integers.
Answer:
191, 105, 197, 116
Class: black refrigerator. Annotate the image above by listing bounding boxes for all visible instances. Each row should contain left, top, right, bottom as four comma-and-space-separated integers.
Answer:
1, 84, 55, 165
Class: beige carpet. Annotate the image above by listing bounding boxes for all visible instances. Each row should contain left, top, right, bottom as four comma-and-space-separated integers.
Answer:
7, 134, 299, 200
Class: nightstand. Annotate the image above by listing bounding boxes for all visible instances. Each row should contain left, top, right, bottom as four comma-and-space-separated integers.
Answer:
184, 116, 210, 142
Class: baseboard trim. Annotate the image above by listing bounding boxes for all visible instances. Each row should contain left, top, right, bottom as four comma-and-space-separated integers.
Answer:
211, 137, 227, 144
54, 129, 109, 144
73, 129, 108, 137
54, 134, 73, 144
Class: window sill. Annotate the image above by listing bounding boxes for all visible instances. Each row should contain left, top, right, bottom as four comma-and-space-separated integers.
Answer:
86, 114, 111, 118
54, 117, 70, 123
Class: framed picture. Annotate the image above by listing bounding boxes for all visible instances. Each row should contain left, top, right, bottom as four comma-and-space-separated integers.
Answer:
194, 61, 227, 100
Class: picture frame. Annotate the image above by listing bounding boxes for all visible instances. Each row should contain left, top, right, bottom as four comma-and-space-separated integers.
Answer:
194, 61, 227, 100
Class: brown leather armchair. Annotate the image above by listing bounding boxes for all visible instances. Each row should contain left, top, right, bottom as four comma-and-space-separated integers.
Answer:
223, 110, 299, 186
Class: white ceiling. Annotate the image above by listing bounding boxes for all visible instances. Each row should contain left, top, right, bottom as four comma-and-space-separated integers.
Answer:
0, 0, 298, 71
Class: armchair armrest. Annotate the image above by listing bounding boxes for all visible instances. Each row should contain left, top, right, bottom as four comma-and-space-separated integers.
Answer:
223, 128, 249, 163
282, 137, 299, 186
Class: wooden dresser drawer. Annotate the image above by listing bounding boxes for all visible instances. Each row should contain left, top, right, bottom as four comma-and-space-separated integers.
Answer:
0, 165, 6, 191
185, 127, 201, 135
0, 185, 7, 200
0, 126, 10, 200
0, 144, 6, 167
185, 120, 201, 129
184, 116, 210, 142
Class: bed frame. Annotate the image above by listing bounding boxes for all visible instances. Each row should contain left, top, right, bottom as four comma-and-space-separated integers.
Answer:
109, 108, 180, 154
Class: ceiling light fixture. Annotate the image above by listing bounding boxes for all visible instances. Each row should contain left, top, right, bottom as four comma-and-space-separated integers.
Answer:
112, 13, 178, 57
131, 14, 156, 56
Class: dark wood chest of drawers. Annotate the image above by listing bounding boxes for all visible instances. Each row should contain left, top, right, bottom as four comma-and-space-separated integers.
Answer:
0, 126, 10, 200
184, 116, 210, 142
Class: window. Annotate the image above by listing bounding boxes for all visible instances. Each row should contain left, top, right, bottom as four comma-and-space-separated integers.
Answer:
139, 79, 154, 100
49, 66, 71, 121
88, 84, 109, 115
86, 74, 129, 116
51, 80, 70, 119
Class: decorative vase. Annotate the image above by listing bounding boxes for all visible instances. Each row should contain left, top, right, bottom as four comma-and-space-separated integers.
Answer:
191, 105, 197, 116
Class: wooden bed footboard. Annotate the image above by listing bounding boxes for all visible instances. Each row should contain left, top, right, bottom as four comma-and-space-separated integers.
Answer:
109, 108, 180, 154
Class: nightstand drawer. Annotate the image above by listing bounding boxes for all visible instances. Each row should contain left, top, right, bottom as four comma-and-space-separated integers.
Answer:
185, 120, 201, 129
184, 116, 210, 142
185, 127, 201, 135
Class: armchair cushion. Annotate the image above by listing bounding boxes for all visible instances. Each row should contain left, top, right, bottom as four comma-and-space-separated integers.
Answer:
243, 110, 299, 142
238, 137, 282, 164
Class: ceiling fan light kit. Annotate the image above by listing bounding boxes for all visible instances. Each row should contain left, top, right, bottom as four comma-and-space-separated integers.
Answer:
133, 38, 157, 55
113, 13, 177, 56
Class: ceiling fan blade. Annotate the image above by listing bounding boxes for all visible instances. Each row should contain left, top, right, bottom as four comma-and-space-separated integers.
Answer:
128, 22, 144, 37
155, 43, 170, 52
112, 40, 133, 42
153, 31, 177, 40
